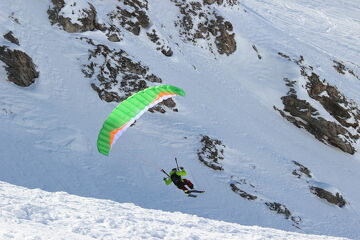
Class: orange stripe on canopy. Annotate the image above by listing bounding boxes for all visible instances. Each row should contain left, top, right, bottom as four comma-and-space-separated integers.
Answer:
152, 92, 177, 104
110, 123, 128, 146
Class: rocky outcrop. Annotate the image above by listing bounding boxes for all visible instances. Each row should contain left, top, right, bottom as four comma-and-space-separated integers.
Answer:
0, 46, 39, 87
3, 31, 20, 46
229, 176, 301, 227
252, 45, 262, 60
310, 186, 346, 208
333, 60, 360, 80
230, 183, 257, 200
197, 135, 225, 170
290, 161, 347, 208
48, 1, 174, 56
265, 202, 301, 226
108, 0, 149, 36
230, 178, 257, 200
306, 72, 360, 129
48, 0, 102, 33
292, 161, 312, 179
203, 0, 239, 6
147, 29, 173, 57
81, 38, 177, 113
275, 54, 360, 154
172, 0, 236, 56
275, 87, 356, 154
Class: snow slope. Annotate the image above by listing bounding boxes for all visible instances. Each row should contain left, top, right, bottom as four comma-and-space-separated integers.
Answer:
1, 0, 360, 239
0, 181, 349, 240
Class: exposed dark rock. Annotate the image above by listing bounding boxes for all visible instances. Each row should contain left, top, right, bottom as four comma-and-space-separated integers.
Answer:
197, 135, 225, 170
0, 46, 39, 87
172, 0, 236, 55
203, 0, 217, 4
278, 52, 291, 61
82, 39, 177, 113
3, 31, 20, 46
230, 182, 257, 200
108, 0, 149, 36
265, 202, 301, 226
203, 0, 238, 6
305, 73, 360, 129
252, 45, 262, 60
275, 94, 356, 154
224, 0, 239, 6
229, 175, 301, 226
147, 29, 173, 57
48, 0, 102, 33
107, 33, 121, 42
275, 56, 360, 154
148, 98, 177, 113
265, 202, 291, 218
333, 60, 360, 80
292, 161, 312, 179
333, 60, 346, 74
310, 186, 346, 208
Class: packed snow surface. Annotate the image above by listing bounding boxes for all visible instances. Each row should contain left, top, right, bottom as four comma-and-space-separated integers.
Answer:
1, 0, 360, 239
0, 182, 349, 240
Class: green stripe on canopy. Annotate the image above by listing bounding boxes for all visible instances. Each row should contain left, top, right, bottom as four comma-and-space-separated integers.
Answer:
97, 85, 185, 156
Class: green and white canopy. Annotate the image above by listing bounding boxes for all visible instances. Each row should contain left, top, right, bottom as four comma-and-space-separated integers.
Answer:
97, 85, 186, 156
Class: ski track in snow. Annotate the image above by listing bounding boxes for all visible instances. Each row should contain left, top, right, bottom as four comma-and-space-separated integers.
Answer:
1, 0, 360, 239
239, 0, 360, 63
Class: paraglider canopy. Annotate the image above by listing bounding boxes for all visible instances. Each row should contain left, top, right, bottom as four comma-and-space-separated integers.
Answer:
97, 85, 185, 156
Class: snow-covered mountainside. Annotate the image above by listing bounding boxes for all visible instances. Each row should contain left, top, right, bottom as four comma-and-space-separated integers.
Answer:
1, 181, 350, 240
1, 0, 360, 239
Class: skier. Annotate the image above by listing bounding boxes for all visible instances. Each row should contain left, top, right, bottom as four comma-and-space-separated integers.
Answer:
163, 166, 194, 194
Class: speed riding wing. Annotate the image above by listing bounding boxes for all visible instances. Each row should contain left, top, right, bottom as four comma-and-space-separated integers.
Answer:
97, 85, 186, 156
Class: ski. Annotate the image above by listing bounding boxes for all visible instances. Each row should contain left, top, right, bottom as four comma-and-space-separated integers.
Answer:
186, 190, 205, 194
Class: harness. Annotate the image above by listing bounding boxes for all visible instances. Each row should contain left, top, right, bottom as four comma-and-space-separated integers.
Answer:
170, 172, 183, 187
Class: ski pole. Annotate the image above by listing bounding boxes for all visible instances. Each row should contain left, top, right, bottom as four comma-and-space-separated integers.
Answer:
175, 157, 179, 170
161, 169, 170, 177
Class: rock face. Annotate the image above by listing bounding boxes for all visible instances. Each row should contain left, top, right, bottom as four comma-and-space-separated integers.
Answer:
229, 176, 301, 227
290, 161, 347, 208
275, 54, 360, 154
81, 38, 177, 113
3, 31, 20, 46
333, 60, 360, 80
0, 46, 39, 87
265, 202, 301, 226
108, 0, 149, 36
230, 178, 257, 201
197, 135, 225, 170
146, 29, 173, 57
310, 186, 346, 208
306, 73, 360, 129
292, 161, 312, 179
230, 183, 257, 200
172, 0, 236, 56
48, 0, 101, 33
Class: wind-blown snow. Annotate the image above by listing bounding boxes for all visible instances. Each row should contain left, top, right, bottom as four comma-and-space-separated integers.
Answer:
0, 181, 348, 240
1, 0, 360, 239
